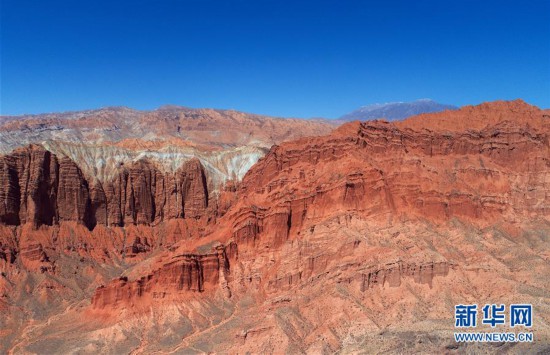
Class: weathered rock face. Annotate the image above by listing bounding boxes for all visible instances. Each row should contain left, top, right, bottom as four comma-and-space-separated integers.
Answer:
88, 99, 550, 315
0, 145, 68, 227
57, 156, 92, 224
99, 158, 209, 227
0, 106, 336, 190
90, 243, 234, 309
238, 99, 549, 230
0, 146, 209, 229
2, 100, 550, 354
360, 261, 454, 290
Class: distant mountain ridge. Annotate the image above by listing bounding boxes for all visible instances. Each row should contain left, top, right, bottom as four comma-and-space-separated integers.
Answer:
339, 99, 458, 121
0, 106, 335, 191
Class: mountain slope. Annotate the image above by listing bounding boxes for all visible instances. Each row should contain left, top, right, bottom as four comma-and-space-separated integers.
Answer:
340, 98, 457, 121
0, 106, 336, 152
1, 100, 549, 353
0, 106, 336, 191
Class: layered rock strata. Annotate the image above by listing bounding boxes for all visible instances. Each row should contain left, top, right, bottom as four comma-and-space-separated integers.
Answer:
0, 145, 209, 229
1, 100, 549, 353
88, 99, 549, 312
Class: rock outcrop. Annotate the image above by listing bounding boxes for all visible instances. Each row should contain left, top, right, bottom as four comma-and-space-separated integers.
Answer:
239, 99, 549, 227
91, 243, 235, 309
360, 261, 454, 290
0, 146, 210, 229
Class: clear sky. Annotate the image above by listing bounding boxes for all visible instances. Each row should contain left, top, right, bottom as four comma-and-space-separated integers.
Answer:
1, 0, 549, 118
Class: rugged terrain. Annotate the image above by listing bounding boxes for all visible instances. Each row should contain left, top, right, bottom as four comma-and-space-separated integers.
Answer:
0, 100, 549, 353
0, 106, 335, 189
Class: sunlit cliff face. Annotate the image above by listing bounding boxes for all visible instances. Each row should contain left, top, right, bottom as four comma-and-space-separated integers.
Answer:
1, 100, 549, 353
41, 140, 266, 190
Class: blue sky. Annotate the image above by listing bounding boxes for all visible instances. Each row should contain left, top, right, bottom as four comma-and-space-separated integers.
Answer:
1, 0, 549, 118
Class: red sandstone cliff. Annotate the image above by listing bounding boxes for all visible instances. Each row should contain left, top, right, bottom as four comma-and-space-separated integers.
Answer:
0, 146, 210, 229
87, 100, 549, 313
1, 100, 550, 353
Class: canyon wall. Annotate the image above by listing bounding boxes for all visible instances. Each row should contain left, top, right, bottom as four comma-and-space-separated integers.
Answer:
88, 100, 549, 313
1, 100, 549, 353
0, 145, 209, 229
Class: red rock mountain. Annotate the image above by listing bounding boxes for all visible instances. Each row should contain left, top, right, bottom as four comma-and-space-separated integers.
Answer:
0, 145, 210, 228
0, 106, 336, 195
1, 100, 549, 353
